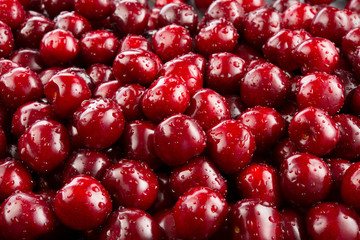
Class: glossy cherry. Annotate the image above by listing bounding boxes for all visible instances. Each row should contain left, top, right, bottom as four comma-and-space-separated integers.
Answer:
86, 63, 114, 86
341, 162, 360, 211
10, 48, 45, 73
93, 80, 122, 99
176, 52, 207, 75
281, 209, 307, 240
149, 174, 175, 214
119, 34, 151, 52
0, 21, 14, 58
74, 0, 112, 21
0, 0, 25, 29
282, 3, 317, 31
42, 0, 74, 18
53, 11, 92, 39
327, 158, 352, 201
272, 137, 299, 166
154, 209, 179, 240
270, 0, 299, 12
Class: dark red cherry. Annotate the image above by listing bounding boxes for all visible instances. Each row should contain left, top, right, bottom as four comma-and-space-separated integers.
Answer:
282, 3, 317, 31
42, 0, 74, 18
93, 80, 122, 99
86, 63, 114, 86
18, 120, 70, 173
102, 159, 159, 210
272, 137, 299, 166
153, 114, 206, 166
280, 153, 332, 207
74, 0, 112, 21
0, 192, 57, 240
230, 199, 282, 240
0, 20, 14, 58
59, 66, 96, 91
0, 0, 25, 29
236, 163, 282, 207
170, 156, 227, 198
119, 34, 151, 52
176, 52, 207, 75
206, 119, 256, 174
307, 202, 360, 240
10, 48, 45, 73
237, 0, 267, 13
73, 98, 125, 150
327, 158, 352, 201
173, 187, 229, 240
11, 101, 56, 138
54, 11, 92, 39
149, 174, 175, 214
154, 209, 180, 240
121, 120, 162, 169
39, 67, 63, 86
0, 59, 19, 76
0, 158, 33, 201
62, 149, 112, 184
147, 7, 160, 31
225, 95, 246, 119
185, 88, 231, 131
281, 209, 307, 240
53, 175, 112, 230
99, 208, 164, 240
305, 0, 335, 5
342, 162, 360, 212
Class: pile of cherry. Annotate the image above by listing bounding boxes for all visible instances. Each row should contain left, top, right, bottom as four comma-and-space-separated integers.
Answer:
3, 0, 360, 239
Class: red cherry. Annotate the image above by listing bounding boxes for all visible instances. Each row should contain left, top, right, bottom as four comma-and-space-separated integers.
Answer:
119, 34, 152, 52
341, 162, 360, 211
10, 48, 45, 73
74, 0, 112, 21
154, 209, 180, 240
54, 11, 92, 39
42, 0, 74, 18
282, 3, 317, 31
86, 63, 114, 86
327, 158, 352, 201
0, 0, 25, 29
93, 80, 122, 99
281, 209, 307, 240
225, 94, 246, 119
270, 0, 300, 12
0, 21, 14, 58
148, 174, 175, 213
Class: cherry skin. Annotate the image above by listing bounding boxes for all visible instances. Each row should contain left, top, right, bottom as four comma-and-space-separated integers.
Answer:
146, 7, 160, 31
0, 0, 25, 29
296, 72, 344, 115
280, 153, 332, 207
237, 0, 267, 13
112, 84, 146, 121
152, 24, 192, 62
86, 64, 114, 87
0, 67, 43, 109
53, 11, 92, 39
153, 114, 206, 166
42, 0, 74, 18
240, 62, 290, 108
206, 119, 256, 174
44, 72, 92, 118
0, 20, 14, 58
11, 101, 56, 138
341, 162, 360, 211
236, 163, 282, 207
0, 192, 57, 240
148, 174, 175, 214
346, 0, 360, 13
39, 67, 63, 86
176, 52, 207, 75
305, 0, 335, 5
272, 137, 299, 166
121, 120, 162, 170
281, 209, 307, 240
232, 43, 262, 62
93, 80, 122, 99
0, 58, 19, 76
40, 29, 79, 67
230, 199, 283, 240
281, 3, 317, 32
158, 59, 203, 96
327, 158, 352, 201
170, 155, 228, 198
0, 158, 34, 201
59, 67, 96, 91
154, 209, 180, 240
342, 27, 360, 63
173, 187, 229, 240
119, 34, 151, 52
53, 175, 112, 230
111, 0, 150, 35
185, 88, 231, 131
158, 2, 198, 35
243, 8, 282, 49
101, 159, 159, 210
206, 52, 245, 95
74, 0, 112, 21
196, 18, 239, 58
10, 48, 45, 74
306, 202, 360, 240
225, 95, 246, 119
18, 120, 70, 173
237, 106, 286, 153
141, 77, 190, 123
113, 49, 162, 87
99, 208, 164, 240
270, 0, 299, 12
289, 107, 340, 156
61, 149, 112, 184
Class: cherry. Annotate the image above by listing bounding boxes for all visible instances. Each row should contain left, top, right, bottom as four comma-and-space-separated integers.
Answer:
101, 159, 159, 210
40, 29, 79, 67
306, 202, 360, 239
153, 114, 206, 166
280, 153, 332, 207
232, 42, 262, 62
158, 2, 198, 35
196, 18, 239, 58
170, 156, 228, 198
159, 59, 203, 96
293, 37, 339, 75
147, 7, 160, 31
155, 0, 184, 8
16, 16, 53, 49
282, 3, 317, 31
141, 77, 190, 123
10, 48, 45, 74
237, 106, 285, 153
206, 52, 245, 95
99, 208, 164, 240
113, 49, 162, 86
327, 158, 352, 201
237, 0, 267, 13
236, 163, 282, 207
0, 0, 25, 29
154, 209, 180, 240
119, 34, 151, 52
93, 80, 122, 99
39, 67, 63, 86
240, 62, 290, 108
11, 101, 56, 138
243, 7, 282, 49
270, 0, 300, 12
111, 0, 150, 35
229, 199, 282, 240
53, 175, 112, 230
225, 95, 246, 119
176, 52, 207, 75
206, 119, 256, 174
42, 0, 74, 18
53, 11, 92, 39
74, 0, 112, 21
0, 158, 33, 201
59, 67, 96, 91
0, 21, 14, 59
194, 0, 214, 12
61, 149, 112, 184
272, 137, 299, 166
281, 209, 307, 240
0, 192, 57, 240
185, 88, 231, 131
73, 98, 125, 150
148, 174, 175, 214
0, 59, 19, 76
296, 72, 344, 115
113, 84, 146, 121
0, 67, 43, 109
44, 72, 91, 118
346, 0, 360, 13
342, 27, 360, 63
121, 120, 162, 169
173, 187, 229, 240
330, 114, 360, 160
86, 63, 114, 86
305, 0, 335, 5
152, 24, 192, 62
